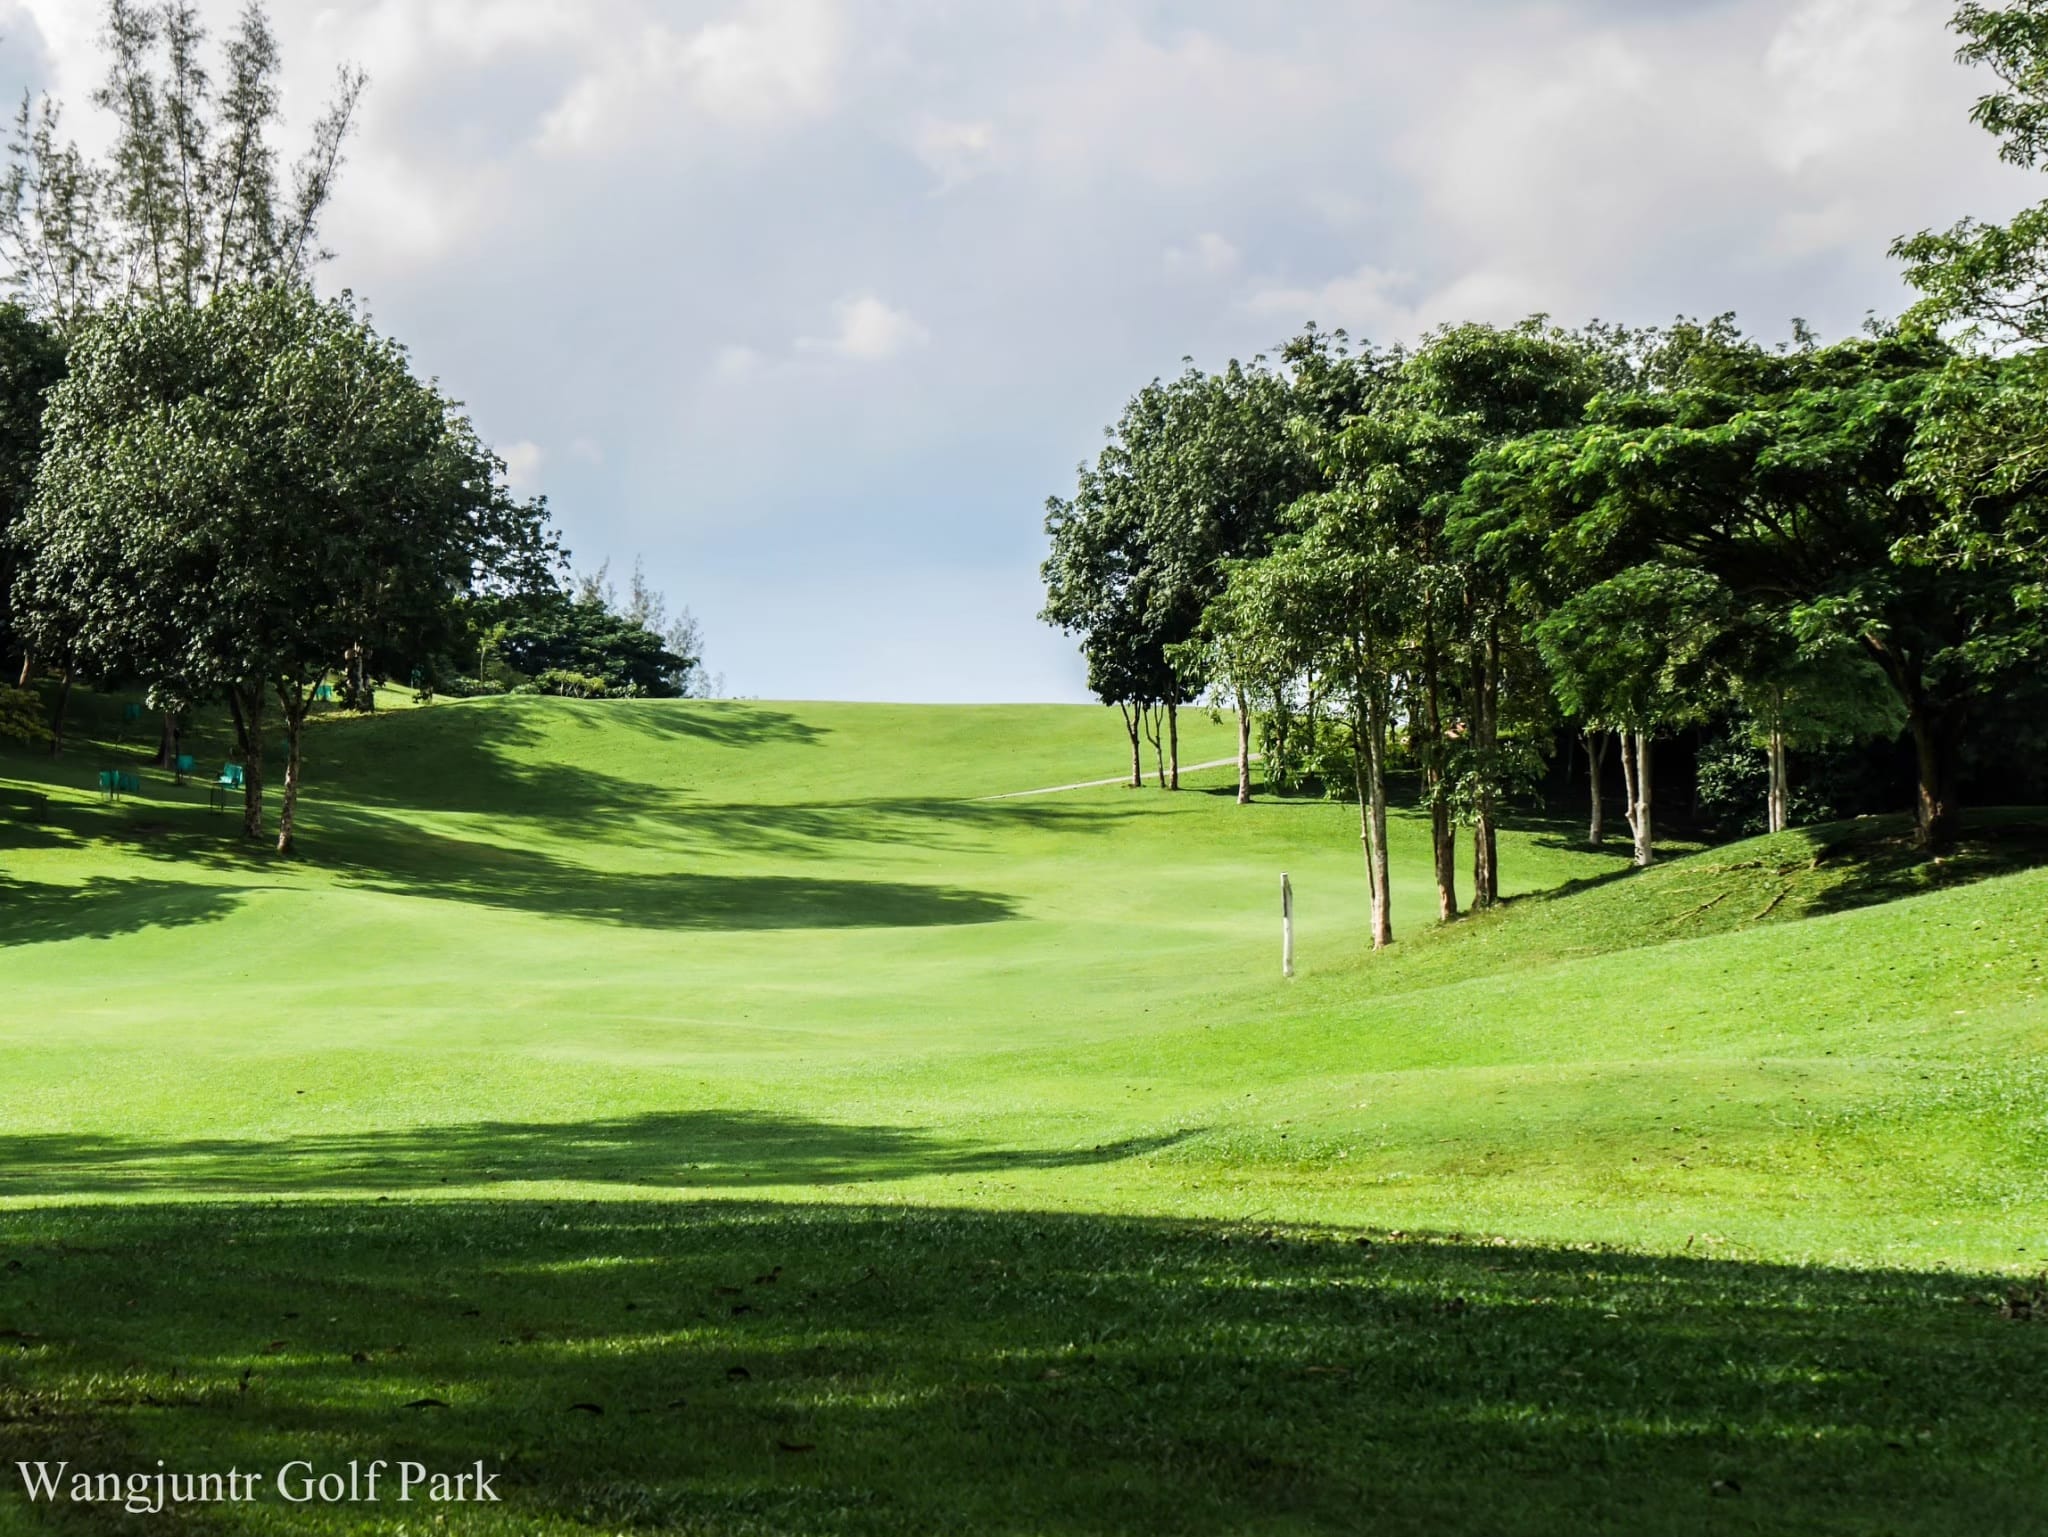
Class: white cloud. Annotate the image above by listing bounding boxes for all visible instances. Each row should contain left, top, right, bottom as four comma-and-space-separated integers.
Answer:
796, 294, 930, 362
1249, 263, 1422, 338
713, 343, 766, 377
912, 117, 996, 193
501, 439, 545, 493
1165, 232, 1240, 277
538, 0, 843, 155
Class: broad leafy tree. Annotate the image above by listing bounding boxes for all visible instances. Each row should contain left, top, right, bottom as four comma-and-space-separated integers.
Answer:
479, 586, 698, 699
12, 284, 553, 852
1250, 499, 1413, 949
1045, 337, 1347, 790
1321, 322, 1599, 912
1476, 327, 2044, 849
0, 303, 64, 682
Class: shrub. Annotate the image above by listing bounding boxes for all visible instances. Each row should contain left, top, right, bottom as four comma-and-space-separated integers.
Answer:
534, 669, 609, 699
0, 685, 49, 744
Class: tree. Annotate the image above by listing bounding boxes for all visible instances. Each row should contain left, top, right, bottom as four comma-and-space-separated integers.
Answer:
0, 304, 65, 680
1177, 555, 1325, 805
0, 0, 365, 327
1474, 323, 2040, 850
1893, 3, 2048, 345
11, 284, 552, 852
1724, 630, 1904, 835
1532, 565, 1729, 867
1045, 343, 1337, 790
1319, 322, 1600, 914
1043, 411, 1184, 788
1250, 501, 1412, 949
480, 584, 697, 699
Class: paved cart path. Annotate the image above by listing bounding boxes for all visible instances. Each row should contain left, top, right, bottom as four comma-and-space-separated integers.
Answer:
980, 756, 1252, 800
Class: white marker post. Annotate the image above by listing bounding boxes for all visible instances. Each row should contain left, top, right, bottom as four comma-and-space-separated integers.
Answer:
1281, 873, 1295, 978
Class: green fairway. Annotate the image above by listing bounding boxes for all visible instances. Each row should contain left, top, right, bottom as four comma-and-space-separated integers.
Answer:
1, 696, 2045, 1533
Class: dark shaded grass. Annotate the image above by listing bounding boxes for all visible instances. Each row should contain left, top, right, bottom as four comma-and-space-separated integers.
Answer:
0, 1201, 2043, 1535
0, 1115, 1194, 1196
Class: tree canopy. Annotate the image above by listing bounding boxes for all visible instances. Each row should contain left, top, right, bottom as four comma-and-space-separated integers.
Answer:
10, 283, 554, 851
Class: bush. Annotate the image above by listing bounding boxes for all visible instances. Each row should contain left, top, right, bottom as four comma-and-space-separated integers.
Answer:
534, 669, 609, 699
438, 675, 508, 699
0, 684, 49, 744
1696, 736, 1769, 838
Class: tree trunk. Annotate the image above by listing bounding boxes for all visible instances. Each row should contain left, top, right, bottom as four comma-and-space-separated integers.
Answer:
1143, 706, 1165, 787
237, 684, 267, 840
1352, 687, 1393, 952
1619, 729, 1637, 843
1303, 685, 1320, 790
1587, 731, 1609, 846
1266, 703, 1289, 795
1120, 703, 1142, 789
1167, 700, 1180, 791
1421, 633, 1458, 922
1767, 728, 1789, 834
154, 711, 180, 770
46, 671, 70, 758
1625, 730, 1654, 868
275, 684, 309, 855
1365, 689, 1393, 951
16, 650, 31, 688
1906, 697, 1960, 850
341, 642, 375, 712
1234, 689, 1252, 805
1431, 803, 1458, 923
1471, 625, 1500, 908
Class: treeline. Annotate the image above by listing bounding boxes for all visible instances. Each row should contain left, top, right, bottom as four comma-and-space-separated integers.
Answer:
1043, 2, 2048, 948
0, 2, 709, 853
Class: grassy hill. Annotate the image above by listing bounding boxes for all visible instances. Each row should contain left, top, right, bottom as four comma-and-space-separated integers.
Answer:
0, 696, 2044, 1534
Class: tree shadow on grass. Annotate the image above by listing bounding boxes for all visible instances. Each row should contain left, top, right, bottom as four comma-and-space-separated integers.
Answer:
305, 699, 831, 832
315, 815, 1019, 930
0, 1200, 2040, 1535
86, 799, 1031, 933
1799, 810, 2048, 916
0, 1113, 1194, 1197
0, 874, 255, 946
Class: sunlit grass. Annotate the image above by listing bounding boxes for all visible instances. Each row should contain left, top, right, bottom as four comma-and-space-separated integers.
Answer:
1, 691, 2045, 1531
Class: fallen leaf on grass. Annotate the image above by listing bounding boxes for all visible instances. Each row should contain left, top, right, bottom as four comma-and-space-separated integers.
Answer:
776, 1441, 815, 1454
569, 1402, 603, 1416
403, 1398, 448, 1411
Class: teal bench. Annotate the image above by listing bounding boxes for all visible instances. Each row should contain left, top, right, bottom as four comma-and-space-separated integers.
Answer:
98, 769, 141, 802
209, 762, 245, 812
174, 753, 195, 785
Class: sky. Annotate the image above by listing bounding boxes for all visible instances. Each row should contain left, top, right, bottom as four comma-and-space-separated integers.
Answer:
0, 0, 2038, 701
